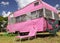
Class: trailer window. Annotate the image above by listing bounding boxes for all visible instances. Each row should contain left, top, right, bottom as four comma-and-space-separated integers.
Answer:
20, 14, 26, 22
31, 11, 37, 19
45, 9, 52, 18
16, 16, 21, 23
8, 17, 15, 24
16, 14, 26, 23
37, 9, 43, 17
54, 13, 59, 20
26, 12, 31, 20
31, 9, 43, 20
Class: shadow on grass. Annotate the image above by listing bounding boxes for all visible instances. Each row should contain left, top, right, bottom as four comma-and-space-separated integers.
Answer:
37, 34, 58, 38
15, 36, 35, 42
15, 34, 58, 42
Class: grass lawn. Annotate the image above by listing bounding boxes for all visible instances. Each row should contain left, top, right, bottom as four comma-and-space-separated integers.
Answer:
0, 32, 60, 43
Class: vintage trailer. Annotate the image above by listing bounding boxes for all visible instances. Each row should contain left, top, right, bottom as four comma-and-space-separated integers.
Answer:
7, 0, 58, 33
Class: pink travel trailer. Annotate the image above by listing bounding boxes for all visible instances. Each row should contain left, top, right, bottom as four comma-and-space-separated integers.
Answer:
7, 0, 59, 33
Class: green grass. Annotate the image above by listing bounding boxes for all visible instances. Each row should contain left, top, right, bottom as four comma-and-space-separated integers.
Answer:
0, 32, 60, 43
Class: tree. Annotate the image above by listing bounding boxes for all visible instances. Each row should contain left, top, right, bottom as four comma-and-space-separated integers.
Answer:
0, 16, 8, 32
46, 19, 59, 35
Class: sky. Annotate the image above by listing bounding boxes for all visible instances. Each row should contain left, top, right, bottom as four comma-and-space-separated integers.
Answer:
0, 0, 60, 17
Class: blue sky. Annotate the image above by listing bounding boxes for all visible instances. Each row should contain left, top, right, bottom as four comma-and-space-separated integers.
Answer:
0, 0, 60, 17
43, 0, 60, 6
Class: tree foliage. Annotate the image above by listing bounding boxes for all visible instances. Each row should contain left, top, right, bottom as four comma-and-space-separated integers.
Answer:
0, 16, 8, 32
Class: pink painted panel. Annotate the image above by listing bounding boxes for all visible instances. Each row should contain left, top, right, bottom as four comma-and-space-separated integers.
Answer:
7, 25, 15, 33
42, 1, 58, 13
7, 17, 54, 33
32, 17, 44, 31
14, 4, 43, 17
8, 1, 58, 21
13, 1, 57, 17
7, 17, 47, 32
7, 1, 58, 33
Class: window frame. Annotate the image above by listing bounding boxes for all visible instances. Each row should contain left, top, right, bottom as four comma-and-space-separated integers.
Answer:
45, 9, 52, 19
8, 17, 15, 24
31, 9, 43, 20
54, 13, 59, 20
16, 14, 27, 23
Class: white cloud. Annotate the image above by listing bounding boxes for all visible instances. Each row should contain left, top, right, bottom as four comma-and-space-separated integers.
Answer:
2, 11, 11, 17
0, 1, 9, 6
15, 0, 35, 9
55, 4, 59, 8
